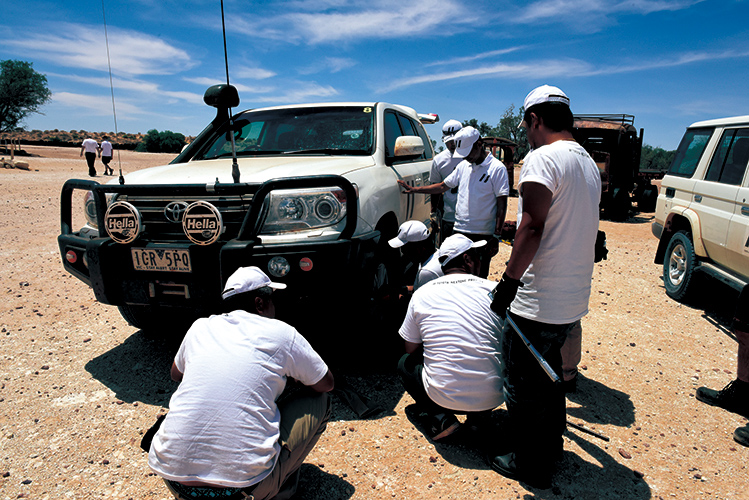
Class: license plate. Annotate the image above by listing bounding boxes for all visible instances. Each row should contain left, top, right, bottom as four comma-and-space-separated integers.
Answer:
131, 248, 191, 272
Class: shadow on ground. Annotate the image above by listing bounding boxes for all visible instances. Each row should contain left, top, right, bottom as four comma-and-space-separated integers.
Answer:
84, 329, 183, 407
294, 464, 354, 500
566, 373, 636, 427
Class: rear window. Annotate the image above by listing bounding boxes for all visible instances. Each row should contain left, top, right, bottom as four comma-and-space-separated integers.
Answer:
667, 128, 713, 178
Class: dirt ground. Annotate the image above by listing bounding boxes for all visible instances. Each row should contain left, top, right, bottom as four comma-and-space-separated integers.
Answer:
1, 145, 747, 500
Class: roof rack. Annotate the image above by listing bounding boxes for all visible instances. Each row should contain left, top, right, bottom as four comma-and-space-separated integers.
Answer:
573, 114, 635, 125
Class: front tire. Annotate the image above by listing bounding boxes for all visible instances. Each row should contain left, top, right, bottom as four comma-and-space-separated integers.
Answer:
663, 231, 698, 301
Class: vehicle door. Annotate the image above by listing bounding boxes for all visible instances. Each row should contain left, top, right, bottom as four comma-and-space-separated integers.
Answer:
383, 110, 433, 223
693, 127, 746, 264
723, 128, 749, 277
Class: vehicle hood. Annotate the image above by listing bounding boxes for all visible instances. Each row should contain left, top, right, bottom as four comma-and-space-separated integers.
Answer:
117, 156, 376, 185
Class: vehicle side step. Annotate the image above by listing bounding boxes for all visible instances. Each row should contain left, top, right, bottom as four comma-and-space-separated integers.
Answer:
698, 262, 747, 291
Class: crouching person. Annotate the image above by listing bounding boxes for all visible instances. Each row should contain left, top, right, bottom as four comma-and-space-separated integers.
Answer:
148, 266, 334, 500
397, 234, 504, 442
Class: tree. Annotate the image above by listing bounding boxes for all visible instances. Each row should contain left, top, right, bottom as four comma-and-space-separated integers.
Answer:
0, 60, 52, 132
640, 144, 675, 171
496, 104, 528, 162
136, 129, 186, 153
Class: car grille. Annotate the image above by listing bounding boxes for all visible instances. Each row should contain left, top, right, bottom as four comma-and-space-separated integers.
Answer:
117, 194, 254, 243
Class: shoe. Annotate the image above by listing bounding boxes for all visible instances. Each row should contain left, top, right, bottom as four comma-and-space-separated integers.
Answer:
734, 424, 749, 447
696, 379, 749, 418
429, 413, 460, 441
488, 452, 551, 489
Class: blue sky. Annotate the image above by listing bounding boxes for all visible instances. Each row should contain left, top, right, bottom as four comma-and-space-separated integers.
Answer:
2, 0, 749, 150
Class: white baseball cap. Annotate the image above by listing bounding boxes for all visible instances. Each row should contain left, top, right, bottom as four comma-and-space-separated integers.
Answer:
519, 85, 570, 129
389, 220, 430, 248
438, 233, 487, 266
452, 126, 481, 158
441, 119, 463, 143
222, 266, 286, 299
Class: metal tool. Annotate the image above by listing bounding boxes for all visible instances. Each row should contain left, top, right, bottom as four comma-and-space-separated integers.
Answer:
566, 420, 610, 442
505, 313, 561, 384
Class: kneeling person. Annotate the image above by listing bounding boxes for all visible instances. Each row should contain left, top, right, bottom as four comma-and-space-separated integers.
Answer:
148, 266, 334, 500
397, 234, 504, 441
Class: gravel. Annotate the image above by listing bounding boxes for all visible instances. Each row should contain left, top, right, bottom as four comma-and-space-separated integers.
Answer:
0, 145, 747, 499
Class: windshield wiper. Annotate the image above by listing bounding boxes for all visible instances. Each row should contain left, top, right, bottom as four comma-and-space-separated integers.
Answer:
283, 148, 363, 155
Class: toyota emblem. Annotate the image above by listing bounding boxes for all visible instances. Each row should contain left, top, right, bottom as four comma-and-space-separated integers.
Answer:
164, 201, 189, 223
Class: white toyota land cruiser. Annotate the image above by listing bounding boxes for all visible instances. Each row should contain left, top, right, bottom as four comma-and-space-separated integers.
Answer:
59, 85, 438, 330
653, 115, 749, 301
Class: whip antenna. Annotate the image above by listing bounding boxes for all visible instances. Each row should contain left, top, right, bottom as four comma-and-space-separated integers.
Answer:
101, 0, 125, 185
220, 0, 240, 183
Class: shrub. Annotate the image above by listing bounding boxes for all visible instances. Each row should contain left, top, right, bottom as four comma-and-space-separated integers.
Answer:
136, 129, 186, 153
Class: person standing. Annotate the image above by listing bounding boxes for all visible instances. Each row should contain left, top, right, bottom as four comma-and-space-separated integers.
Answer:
397, 234, 503, 441
488, 85, 601, 488
398, 126, 510, 278
99, 136, 114, 175
696, 286, 749, 447
148, 266, 334, 500
80, 137, 99, 177
429, 119, 463, 243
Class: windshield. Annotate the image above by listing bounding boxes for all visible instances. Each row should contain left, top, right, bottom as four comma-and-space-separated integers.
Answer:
195, 106, 375, 160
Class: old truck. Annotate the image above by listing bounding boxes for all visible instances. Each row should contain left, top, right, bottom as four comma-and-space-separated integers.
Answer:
572, 114, 663, 220
58, 85, 437, 331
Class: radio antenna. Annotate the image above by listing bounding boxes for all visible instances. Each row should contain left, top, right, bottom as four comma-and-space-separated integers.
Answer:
220, 0, 241, 183
101, 0, 125, 185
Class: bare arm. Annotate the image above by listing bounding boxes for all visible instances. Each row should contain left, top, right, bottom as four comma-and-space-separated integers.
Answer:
494, 196, 508, 236
170, 361, 183, 382
308, 369, 335, 393
397, 179, 449, 195
504, 182, 552, 280
404, 340, 421, 354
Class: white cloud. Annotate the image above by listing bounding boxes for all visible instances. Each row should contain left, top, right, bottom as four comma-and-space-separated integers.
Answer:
228, 0, 475, 44
53, 92, 144, 117
426, 48, 526, 68
380, 59, 592, 92
298, 57, 357, 75
249, 82, 339, 104
234, 66, 277, 80
1, 23, 195, 76
517, 0, 705, 24
183, 77, 275, 94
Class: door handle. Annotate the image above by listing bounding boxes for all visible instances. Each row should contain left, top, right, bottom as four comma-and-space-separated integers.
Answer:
742, 206, 749, 217
694, 194, 702, 203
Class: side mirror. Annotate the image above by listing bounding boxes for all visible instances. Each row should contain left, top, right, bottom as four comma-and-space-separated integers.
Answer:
203, 84, 240, 109
394, 136, 425, 157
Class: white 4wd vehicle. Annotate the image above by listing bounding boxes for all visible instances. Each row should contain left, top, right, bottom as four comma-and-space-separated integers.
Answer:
653, 115, 749, 301
59, 85, 437, 330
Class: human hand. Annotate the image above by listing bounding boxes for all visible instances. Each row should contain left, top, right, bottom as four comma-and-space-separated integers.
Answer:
397, 179, 412, 192
486, 237, 499, 257
490, 273, 524, 318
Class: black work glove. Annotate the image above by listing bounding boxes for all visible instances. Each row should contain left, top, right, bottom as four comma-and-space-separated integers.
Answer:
594, 230, 608, 263
490, 273, 524, 318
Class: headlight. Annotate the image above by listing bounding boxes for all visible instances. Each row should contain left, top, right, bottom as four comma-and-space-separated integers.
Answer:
83, 191, 116, 230
260, 187, 347, 234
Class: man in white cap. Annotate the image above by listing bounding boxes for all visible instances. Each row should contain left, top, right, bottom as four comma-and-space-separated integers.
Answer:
388, 220, 443, 293
429, 119, 464, 244
398, 125, 510, 279
487, 85, 601, 488
148, 266, 334, 500
397, 234, 504, 442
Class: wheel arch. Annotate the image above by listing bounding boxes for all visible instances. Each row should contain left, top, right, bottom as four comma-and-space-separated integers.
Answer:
654, 210, 706, 264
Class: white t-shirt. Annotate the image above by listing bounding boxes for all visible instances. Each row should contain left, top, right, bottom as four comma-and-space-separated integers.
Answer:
510, 140, 601, 324
399, 274, 504, 412
413, 251, 443, 290
81, 138, 98, 153
429, 149, 463, 222
100, 140, 113, 156
444, 154, 510, 234
148, 310, 329, 488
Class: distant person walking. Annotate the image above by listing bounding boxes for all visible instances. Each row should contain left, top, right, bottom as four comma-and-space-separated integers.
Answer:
80, 137, 99, 177
99, 137, 114, 175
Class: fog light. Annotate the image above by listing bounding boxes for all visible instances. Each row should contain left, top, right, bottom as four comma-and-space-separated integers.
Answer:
65, 250, 78, 264
268, 256, 291, 278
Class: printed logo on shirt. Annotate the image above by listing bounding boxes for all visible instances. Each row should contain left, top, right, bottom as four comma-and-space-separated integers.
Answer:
478, 174, 490, 183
